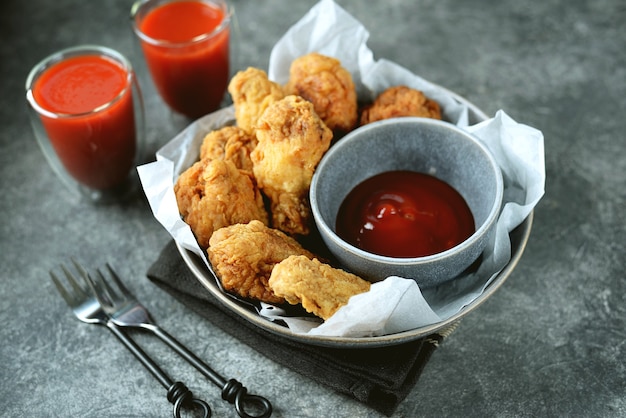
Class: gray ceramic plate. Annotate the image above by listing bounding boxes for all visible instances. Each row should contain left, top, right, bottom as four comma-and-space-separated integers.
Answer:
177, 87, 534, 348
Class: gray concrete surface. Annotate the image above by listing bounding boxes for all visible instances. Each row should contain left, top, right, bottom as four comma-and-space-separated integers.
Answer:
1, 0, 624, 416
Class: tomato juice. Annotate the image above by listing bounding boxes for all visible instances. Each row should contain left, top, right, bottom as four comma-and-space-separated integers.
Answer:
336, 170, 475, 258
28, 50, 139, 191
133, 0, 230, 118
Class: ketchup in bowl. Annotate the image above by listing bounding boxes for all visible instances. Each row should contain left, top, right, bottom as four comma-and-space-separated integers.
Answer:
31, 54, 137, 190
336, 170, 475, 258
134, 0, 230, 118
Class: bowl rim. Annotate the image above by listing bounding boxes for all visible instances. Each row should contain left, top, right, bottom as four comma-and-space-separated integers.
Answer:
309, 116, 504, 265
173, 88, 534, 348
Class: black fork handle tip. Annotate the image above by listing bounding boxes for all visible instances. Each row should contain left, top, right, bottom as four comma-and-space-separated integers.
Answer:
168, 381, 211, 418
222, 378, 272, 418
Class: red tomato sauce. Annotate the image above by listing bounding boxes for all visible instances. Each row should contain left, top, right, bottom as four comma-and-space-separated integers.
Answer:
336, 171, 475, 258
33, 55, 136, 190
138, 0, 229, 118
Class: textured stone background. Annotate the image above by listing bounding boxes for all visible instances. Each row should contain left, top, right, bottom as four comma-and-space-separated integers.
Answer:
1, 0, 624, 416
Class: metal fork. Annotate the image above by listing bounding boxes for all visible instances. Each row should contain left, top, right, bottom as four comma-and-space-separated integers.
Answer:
51, 260, 211, 418
87, 263, 272, 418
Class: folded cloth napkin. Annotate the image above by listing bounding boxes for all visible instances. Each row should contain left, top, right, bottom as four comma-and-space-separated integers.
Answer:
147, 240, 457, 416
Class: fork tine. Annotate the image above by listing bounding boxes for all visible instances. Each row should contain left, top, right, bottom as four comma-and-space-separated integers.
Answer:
105, 264, 136, 300
79, 264, 116, 308
51, 261, 90, 306
93, 268, 120, 304
50, 270, 74, 305
62, 262, 89, 298
69, 259, 94, 292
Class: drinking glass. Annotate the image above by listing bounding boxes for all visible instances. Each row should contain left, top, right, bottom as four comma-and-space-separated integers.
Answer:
26, 45, 145, 204
131, 0, 231, 119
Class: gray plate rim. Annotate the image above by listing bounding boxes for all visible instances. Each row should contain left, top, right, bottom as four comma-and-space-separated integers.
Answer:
176, 87, 534, 348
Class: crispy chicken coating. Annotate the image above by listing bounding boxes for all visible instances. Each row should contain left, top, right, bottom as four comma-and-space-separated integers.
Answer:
228, 67, 285, 135
174, 160, 268, 249
208, 220, 316, 304
284, 52, 357, 133
268, 255, 371, 320
360, 85, 441, 125
199, 125, 257, 173
251, 95, 333, 236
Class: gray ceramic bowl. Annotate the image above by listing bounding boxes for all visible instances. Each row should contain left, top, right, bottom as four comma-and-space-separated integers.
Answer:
310, 117, 503, 288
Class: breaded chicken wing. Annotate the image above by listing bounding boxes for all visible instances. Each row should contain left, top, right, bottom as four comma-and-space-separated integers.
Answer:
360, 85, 441, 125
208, 220, 316, 304
228, 67, 285, 135
284, 53, 357, 133
199, 125, 257, 173
174, 160, 268, 249
268, 255, 371, 320
251, 95, 333, 236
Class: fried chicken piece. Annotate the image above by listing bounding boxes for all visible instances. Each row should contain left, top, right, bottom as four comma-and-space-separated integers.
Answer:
174, 160, 268, 249
251, 95, 333, 236
360, 85, 441, 125
228, 67, 285, 135
199, 126, 257, 173
284, 52, 357, 133
269, 255, 371, 320
208, 220, 316, 304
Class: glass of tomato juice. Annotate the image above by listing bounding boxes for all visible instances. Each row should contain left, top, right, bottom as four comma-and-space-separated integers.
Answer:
25, 45, 145, 203
131, 0, 231, 119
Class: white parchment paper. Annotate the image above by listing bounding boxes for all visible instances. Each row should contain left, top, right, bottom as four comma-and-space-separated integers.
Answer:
137, 0, 545, 338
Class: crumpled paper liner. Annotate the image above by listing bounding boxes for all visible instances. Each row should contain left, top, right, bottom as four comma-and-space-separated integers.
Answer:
137, 0, 545, 338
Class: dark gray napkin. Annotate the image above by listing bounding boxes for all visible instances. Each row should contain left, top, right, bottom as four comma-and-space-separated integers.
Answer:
147, 240, 456, 416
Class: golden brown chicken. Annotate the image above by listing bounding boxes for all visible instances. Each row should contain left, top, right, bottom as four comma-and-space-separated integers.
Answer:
251, 95, 333, 236
359, 85, 441, 125
174, 160, 268, 249
268, 255, 371, 320
207, 220, 316, 304
284, 52, 357, 133
199, 125, 257, 173
228, 67, 285, 135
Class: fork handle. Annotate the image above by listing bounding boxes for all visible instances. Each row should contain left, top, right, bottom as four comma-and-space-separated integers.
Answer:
147, 324, 226, 387
105, 322, 211, 418
107, 322, 172, 388
145, 324, 272, 418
